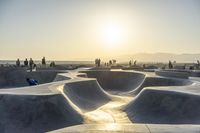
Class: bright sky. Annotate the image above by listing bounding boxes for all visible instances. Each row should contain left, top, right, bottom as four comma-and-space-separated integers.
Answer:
0, 0, 200, 60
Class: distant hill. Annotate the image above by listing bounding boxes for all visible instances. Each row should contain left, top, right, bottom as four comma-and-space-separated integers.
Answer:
104, 53, 200, 63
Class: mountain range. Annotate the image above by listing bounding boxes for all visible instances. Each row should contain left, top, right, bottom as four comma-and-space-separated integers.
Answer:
105, 53, 200, 63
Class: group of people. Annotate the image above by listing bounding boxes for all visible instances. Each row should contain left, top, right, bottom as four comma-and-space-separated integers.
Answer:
95, 58, 118, 67
16, 57, 47, 71
168, 60, 200, 70
15, 57, 57, 86
129, 60, 137, 66
16, 58, 36, 71
95, 58, 101, 67
104, 59, 117, 66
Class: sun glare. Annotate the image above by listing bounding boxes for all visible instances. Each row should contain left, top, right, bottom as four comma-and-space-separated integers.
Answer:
103, 25, 121, 45
99, 22, 125, 49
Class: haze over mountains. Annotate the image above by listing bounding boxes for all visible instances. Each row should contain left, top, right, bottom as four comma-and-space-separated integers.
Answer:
1, 53, 200, 64
101, 53, 200, 63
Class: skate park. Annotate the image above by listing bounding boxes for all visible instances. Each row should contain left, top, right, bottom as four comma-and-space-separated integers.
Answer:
1, 0, 200, 132
0, 68, 200, 132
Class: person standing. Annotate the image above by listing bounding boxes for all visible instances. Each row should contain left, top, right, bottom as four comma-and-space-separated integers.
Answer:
134, 60, 137, 66
129, 60, 132, 66
16, 58, 20, 67
42, 57, 46, 66
95, 58, 98, 67
98, 58, 101, 67
29, 58, 34, 72
168, 60, 173, 69
24, 58, 28, 67
109, 60, 112, 66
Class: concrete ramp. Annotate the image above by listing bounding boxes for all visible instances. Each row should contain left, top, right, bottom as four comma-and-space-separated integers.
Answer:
0, 68, 67, 88
0, 68, 199, 132
130, 77, 193, 95
156, 69, 200, 78
155, 70, 189, 79
63, 80, 111, 112
48, 123, 200, 133
81, 70, 193, 96
125, 88, 200, 124
0, 93, 83, 133
82, 70, 145, 93
53, 73, 71, 81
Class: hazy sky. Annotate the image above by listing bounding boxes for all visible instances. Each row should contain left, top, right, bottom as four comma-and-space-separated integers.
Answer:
0, 0, 200, 60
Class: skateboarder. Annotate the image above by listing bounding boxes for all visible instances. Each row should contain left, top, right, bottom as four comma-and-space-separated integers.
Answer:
26, 78, 38, 86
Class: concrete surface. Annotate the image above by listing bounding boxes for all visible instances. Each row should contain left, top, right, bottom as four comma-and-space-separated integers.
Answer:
0, 68, 200, 132
0, 67, 67, 88
48, 124, 200, 133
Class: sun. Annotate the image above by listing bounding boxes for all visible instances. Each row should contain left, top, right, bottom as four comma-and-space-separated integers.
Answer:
100, 22, 125, 48
103, 25, 121, 45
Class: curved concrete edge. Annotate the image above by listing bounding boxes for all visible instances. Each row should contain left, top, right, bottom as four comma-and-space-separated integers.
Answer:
79, 70, 200, 96
124, 87, 200, 124
155, 70, 190, 79
53, 73, 71, 82
0, 69, 69, 89
154, 69, 200, 78
0, 93, 83, 133
156, 69, 200, 78
0, 69, 198, 96
127, 76, 194, 96
48, 123, 200, 133
76, 73, 88, 78
63, 79, 112, 112
79, 70, 146, 93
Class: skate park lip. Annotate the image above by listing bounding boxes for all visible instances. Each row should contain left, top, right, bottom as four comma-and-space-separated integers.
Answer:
79, 70, 194, 95
0, 68, 70, 89
155, 69, 200, 78
1, 68, 200, 132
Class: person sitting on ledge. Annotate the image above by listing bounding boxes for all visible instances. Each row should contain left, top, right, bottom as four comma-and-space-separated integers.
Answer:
26, 78, 38, 86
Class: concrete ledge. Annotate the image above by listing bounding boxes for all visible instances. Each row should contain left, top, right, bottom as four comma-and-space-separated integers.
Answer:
48, 124, 200, 133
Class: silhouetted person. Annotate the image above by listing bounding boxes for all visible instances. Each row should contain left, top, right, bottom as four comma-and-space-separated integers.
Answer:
134, 60, 137, 66
26, 78, 38, 86
50, 61, 55, 67
24, 58, 28, 67
129, 60, 132, 66
109, 60, 112, 66
42, 57, 46, 66
95, 58, 101, 67
98, 58, 101, 67
16, 58, 20, 67
168, 60, 173, 69
29, 58, 34, 72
